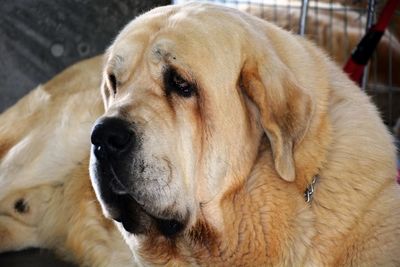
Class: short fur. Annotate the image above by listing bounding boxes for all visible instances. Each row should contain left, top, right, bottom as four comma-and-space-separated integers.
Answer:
0, 56, 132, 266
91, 3, 400, 266
0, 3, 399, 267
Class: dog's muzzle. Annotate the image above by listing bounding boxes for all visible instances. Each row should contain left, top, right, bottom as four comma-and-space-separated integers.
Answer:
90, 117, 185, 237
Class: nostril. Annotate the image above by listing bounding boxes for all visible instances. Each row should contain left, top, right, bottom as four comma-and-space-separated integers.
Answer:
91, 123, 104, 147
107, 131, 131, 151
91, 117, 135, 158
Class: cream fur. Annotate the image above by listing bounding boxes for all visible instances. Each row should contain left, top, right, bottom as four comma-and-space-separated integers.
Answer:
0, 56, 133, 266
0, 3, 399, 267
98, 3, 400, 266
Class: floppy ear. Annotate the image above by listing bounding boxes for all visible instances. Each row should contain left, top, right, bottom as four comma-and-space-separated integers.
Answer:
241, 57, 314, 182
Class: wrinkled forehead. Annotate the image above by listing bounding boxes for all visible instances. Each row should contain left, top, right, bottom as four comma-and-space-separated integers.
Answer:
106, 3, 245, 77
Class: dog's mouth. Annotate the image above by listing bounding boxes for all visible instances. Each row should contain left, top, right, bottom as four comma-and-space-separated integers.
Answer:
92, 157, 186, 237
114, 193, 186, 237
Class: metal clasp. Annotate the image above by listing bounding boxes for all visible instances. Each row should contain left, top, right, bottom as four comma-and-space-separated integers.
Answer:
304, 175, 319, 203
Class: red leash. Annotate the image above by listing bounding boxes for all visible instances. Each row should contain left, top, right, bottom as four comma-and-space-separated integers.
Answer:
343, 0, 400, 84
342, 0, 400, 183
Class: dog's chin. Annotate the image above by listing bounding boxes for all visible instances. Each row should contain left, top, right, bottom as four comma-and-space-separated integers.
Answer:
90, 155, 187, 237
100, 191, 186, 238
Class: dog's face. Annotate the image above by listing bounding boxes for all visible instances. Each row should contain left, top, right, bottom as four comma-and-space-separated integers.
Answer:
90, 3, 313, 240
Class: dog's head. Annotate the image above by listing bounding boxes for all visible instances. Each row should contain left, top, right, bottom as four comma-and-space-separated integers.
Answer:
89, 2, 318, 244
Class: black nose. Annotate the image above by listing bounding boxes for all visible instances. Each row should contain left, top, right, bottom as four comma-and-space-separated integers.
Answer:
91, 117, 134, 159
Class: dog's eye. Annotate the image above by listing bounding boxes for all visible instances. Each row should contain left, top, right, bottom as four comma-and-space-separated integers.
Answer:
165, 69, 196, 98
14, 198, 29, 214
108, 73, 117, 95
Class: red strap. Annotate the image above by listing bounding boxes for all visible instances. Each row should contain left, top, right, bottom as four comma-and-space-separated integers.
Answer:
375, 0, 400, 31
343, 60, 366, 84
343, 0, 400, 83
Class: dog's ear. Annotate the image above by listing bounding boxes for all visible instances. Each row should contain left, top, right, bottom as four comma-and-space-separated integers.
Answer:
241, 56, 314, 182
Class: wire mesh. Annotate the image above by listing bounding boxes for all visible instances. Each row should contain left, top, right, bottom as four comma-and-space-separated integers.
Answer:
174, 0, 400, 128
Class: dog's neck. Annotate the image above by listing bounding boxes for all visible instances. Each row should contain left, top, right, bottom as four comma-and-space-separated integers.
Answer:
134, 149, 318, 266
293, 111, 332, 197
133, 116, 331, 265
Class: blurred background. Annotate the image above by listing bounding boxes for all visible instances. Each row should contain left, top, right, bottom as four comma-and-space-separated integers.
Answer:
0, 0, 170, 113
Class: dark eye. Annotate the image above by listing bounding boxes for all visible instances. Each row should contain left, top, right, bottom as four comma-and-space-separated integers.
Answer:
108, 73, 117, 95
165, 68, 196, 98
14, 198, 29, 214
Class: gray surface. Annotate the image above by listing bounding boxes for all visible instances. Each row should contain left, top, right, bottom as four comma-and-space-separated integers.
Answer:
0, 249, 77, 267
0, 0, 170, 265
0, 0, 171, 113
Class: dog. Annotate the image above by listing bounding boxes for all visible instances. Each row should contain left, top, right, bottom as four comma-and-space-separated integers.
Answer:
178, 0, 400, 88
89, 2, 400, 266
241, 2, 400, 127
1, 2, 399, 266
0, 56, 132, 266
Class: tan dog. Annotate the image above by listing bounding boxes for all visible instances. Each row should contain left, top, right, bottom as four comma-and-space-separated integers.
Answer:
240, 1, 400, 126
0, 56, 132, 266
0, 2, 399, 267
89, 2, 400, 266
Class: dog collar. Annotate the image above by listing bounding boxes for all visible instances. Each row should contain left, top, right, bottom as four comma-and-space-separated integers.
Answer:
304, 175, 319, 203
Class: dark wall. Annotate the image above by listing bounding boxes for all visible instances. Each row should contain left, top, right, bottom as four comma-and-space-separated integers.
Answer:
0, 0, 171, 112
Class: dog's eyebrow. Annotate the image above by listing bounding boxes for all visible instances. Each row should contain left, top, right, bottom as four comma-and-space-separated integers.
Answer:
165, 62, 197, 85
108, 55, 124, 72
152, 45, 173, 61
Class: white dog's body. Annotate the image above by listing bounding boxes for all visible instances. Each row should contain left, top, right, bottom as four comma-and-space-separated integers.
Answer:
0, 56, 103, 196
0, 57, 132, 266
